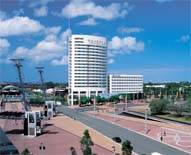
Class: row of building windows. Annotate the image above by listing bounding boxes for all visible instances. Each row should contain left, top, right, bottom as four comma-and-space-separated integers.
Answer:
74, 60, 106, 63
72, 72, 106, 75
73, 44, 106, 48
74, 55, 106, 59
111, 80, 143, 82
74, 85, 107, 88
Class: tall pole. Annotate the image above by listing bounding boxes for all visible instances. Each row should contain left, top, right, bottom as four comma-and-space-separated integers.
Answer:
114, 102, 116, 122
36, 67, 46, 101
94, 97, 96, 116
125, 93, 128, 111
10, 58, 28, 111
145, 108, 148, 134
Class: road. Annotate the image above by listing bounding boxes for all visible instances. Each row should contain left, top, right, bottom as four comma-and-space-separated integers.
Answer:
57, 106, 190, 155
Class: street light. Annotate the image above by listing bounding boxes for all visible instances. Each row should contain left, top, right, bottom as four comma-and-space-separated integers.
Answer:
114, 102, 116, 122
125, 94, 128, 111
93, 97, 96, 117
145, 108, 148, 134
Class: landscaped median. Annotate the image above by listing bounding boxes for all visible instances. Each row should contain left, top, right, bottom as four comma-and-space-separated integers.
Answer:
48, 114, 122, 154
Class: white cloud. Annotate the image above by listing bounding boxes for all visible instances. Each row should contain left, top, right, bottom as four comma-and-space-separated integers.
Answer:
59, 0, 129, 20
0, 38, 10, 51
0, 16, 44, 37
45, 26, 61, 35
0, 11, 7, 20
51, 56, 68, 65
108, 58, 114, 64
118, 26, 144, 34
109, 36, 144, 52
12, 28, 71, 64
177, 35, 190, 43
13, 9, 24, 16
30, 0, 54, 17
34, 6, 48, 17
108, 36, 144, 64
79, 18, 97, 26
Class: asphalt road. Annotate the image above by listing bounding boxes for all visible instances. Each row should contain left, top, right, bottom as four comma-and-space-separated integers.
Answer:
57, 106, 190, 155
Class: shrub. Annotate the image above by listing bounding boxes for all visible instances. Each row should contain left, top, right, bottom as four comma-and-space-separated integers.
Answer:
122, 140, 133, 155
80, 96, 90, 105
21, 148, 30, 155
149, 99, 170, 115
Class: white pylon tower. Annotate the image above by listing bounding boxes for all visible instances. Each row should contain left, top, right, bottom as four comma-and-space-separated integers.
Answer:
10, 58, 29, 111
36, 66, 46, 101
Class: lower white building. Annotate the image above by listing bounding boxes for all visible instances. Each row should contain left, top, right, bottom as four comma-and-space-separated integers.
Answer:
108, 74, 143, 94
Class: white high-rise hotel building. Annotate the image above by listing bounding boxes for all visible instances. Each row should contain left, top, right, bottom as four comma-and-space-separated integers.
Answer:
68, 35, 107, 106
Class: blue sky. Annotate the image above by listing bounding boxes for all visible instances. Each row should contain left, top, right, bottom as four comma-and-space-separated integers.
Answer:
0, 0, 190, 83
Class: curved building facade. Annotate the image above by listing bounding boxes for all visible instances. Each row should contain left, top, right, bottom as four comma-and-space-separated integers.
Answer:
68, 34, 107, 106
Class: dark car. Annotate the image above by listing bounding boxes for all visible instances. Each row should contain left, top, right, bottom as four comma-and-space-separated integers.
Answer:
112, 137, 122, 143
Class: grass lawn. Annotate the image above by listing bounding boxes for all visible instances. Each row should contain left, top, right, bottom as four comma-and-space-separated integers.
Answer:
157, 114, 191, 123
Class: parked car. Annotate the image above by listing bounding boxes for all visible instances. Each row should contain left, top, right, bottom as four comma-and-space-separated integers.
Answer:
112, 137, 122, 143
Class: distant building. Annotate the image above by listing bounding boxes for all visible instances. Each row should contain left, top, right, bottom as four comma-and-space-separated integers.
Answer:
68, 34, 107, 106
108, 74, 143, 95
145, 84, 165, 88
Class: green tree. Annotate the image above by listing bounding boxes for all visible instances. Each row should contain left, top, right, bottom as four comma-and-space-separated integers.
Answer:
109, 95, 119, 102
29, 95, 44, 105
80, 129, 94, 155
187, 96, 191, 112
21, 148, 30, 155
122, 140, 133, 155
96, 96, 107, 104
80, 96, 90, 105
168, 103, 187, 116
149, 99, 170, 115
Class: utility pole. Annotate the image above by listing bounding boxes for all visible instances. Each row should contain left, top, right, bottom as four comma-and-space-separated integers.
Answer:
36, 67, 46, 101
10, 58, 28, 111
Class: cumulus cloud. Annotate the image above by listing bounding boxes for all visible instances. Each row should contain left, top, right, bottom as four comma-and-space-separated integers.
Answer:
58, 0, 129, 20
177, 35, 190, 43
118, 26, 144, 34
34, 6, 48, 17
30, 0, 54, 17
0, 38, 10, 52
12, 28, 71, 64
0, 16, 44, 37
108, 36, 145, 64
51, 55, 68, 65
109, 36, 144, 52
79, 18, 97, 26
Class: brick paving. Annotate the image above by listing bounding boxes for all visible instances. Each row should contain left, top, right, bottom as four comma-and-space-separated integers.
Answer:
0, 102, 116, 155
1, 118, 113, 155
